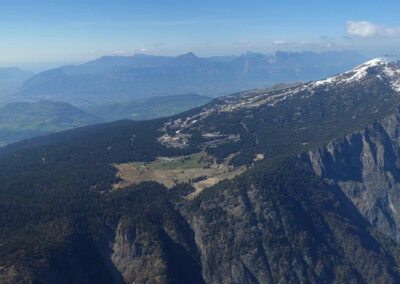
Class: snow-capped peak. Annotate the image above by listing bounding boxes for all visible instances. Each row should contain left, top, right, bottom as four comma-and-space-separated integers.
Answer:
312, 57, 400, 91
355, 57, 387, 68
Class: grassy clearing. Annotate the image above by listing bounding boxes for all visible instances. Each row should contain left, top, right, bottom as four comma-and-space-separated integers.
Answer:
112, 152, 246, 198
142, 152, 208, 170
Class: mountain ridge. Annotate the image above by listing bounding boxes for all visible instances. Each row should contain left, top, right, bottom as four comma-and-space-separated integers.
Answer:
18, 50, 367, 103
0, 67, 32, 97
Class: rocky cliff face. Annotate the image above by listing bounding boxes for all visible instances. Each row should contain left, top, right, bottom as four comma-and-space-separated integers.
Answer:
181, 162, 400, 283
303, 108, 400, 242
106, 196, 205, 284
110, 223, 169, 284
102, 162, 400, 284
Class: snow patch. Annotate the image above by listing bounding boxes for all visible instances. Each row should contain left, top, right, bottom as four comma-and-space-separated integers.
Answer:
383, 65, 400, 92
312, 58, 388, 87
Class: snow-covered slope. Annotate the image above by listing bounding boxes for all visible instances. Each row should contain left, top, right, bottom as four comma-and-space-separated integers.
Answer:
198, 58, 400, 115
312, 58, 400, 91
158, 58, 400, 149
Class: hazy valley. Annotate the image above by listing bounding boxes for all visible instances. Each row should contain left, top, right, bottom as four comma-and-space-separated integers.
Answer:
0, 50, 366, 146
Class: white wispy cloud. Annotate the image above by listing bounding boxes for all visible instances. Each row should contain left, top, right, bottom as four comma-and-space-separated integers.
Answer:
272, 40, 288, 45
112, 50, 130, 55
347, 21, 400, 38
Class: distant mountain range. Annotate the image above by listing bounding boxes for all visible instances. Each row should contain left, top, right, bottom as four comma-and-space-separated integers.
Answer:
18, 50, 367, 103
0, 67, 32, 97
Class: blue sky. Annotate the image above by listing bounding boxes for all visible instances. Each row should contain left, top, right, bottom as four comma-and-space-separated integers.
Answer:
1, 0, 400, 68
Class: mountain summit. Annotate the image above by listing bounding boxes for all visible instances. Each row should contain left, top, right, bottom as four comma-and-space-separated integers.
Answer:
312, 58, 400, 91
177, 52, 198, 59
